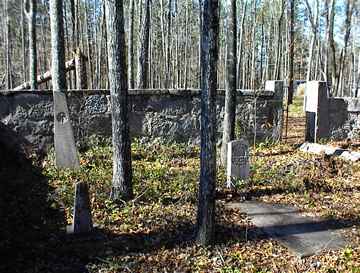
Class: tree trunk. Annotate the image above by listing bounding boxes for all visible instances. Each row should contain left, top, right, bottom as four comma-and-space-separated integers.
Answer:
273, 0, 285, 80
49, 0, 68, 99
128, 0, 136, 89
21, 0, 27, 82
288, 0, 295, 104
137, 0, 151, 89
25, 0, 38, 90
335, 0, 353, 96
221, 0, 236, 167
49, 0, 80, 169
165, 0, 173, 88
84, 2, 94, 89
184, 0, 189, 89
236, 1, 247, 89
329, 0, 336, 93
105, 0, 133, 201
3, 0, 12, 89
250, 0, 257, 90
196, 0, 219, 246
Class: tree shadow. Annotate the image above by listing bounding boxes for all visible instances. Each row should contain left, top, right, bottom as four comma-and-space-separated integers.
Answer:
0, 122, 67, 273
215, 212, 360, 246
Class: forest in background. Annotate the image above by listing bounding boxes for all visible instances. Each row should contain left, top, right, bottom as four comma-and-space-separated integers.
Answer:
0, 0, 359, 96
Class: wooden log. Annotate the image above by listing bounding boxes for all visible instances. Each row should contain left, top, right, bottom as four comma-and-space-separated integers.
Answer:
12, 59, 76, 91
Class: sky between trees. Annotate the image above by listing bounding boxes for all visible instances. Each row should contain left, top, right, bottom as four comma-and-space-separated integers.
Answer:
0, 0, 359, 96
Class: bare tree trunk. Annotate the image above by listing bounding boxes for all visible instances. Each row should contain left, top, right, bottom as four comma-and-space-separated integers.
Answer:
25, 0, 38, 90
160, 0, 166, 88
356, 50, 360, 97
3, 0, 12, 89
288, 0, 295, 104
40, 14, 49, 86
237, 1, 246, 89
198, 0, 203, 88
165, 0, 173, 88
94, 0, 99, 89
221, 0, 236, 167
335, 0, 353, 96
128, 0, 136, 89
250, 0, 257, 89
260, 17, 264, 84
184, 0, 189, 89
137, 0, 151, 89
85, 2, 94, 89
273, 0, 285, 80
329, 0, 337, 93
21, 0, 27, 82
49, 0, 80, 169
196, 0, 219, 246
105, 0, 133, 201
49, 1, 67, 90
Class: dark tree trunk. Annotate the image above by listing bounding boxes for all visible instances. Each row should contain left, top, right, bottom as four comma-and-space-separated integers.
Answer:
221, 0, 237, 167
288, 0, 295, 104
105, 0, 133, 201
196, 0, 219, 246
137, 0, 151, 89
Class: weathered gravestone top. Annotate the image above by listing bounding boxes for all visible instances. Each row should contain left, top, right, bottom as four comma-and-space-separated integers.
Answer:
67, 182, 93, 234
53, 91, 80, 169
227, 139, 250, 187
304, 81, 330, 142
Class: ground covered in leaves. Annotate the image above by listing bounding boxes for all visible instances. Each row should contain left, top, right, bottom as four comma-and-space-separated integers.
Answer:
2, 133, 360, 272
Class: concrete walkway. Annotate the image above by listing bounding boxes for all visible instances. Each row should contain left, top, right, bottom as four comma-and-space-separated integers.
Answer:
226, 201, 348, 257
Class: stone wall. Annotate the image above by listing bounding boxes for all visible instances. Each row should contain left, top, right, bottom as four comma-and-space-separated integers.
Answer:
328, 97, 360, 140
304, 81, 360, 142
0, 88, 284, 152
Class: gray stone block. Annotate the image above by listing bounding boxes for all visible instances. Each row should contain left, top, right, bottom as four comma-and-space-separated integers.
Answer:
68, 182, 93, 234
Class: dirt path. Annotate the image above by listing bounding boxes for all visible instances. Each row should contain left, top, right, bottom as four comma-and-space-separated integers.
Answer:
282, 96, 305, 145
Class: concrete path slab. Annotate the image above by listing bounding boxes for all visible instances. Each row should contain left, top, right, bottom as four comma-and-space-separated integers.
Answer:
226, 201, 348, 257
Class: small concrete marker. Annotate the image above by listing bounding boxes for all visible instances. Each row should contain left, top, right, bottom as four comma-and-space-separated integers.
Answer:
227, 139, 250, 188
299, 142, 345, 156
53, 91, 80, 169
226, 201, 348, 257
340, 151, 360, 162
67, 182, 93, 234
299, 142, 360, 162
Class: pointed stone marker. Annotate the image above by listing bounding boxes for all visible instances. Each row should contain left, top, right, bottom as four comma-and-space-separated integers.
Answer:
53, 91, 80, 169
68, 182, 93, 234
227, 139, 250, 187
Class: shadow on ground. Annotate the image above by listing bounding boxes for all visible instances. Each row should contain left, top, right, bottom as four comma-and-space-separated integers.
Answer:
0, 122, 68, 273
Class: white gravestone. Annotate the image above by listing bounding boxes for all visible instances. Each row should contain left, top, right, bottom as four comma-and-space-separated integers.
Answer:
227, 139, 250, 187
